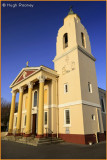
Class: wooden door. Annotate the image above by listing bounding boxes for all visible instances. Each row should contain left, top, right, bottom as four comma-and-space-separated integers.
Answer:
32, 114, 37, 135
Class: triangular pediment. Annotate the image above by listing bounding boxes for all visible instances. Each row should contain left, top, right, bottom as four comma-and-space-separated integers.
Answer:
10, 67, 40, 88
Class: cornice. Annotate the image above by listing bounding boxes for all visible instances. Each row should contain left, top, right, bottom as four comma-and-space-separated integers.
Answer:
53, 45, 96, 62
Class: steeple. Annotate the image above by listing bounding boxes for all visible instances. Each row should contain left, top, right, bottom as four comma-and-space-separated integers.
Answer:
68, 6, 74, 15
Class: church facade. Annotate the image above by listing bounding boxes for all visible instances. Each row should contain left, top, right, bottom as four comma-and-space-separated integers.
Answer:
8, 9, 106, 144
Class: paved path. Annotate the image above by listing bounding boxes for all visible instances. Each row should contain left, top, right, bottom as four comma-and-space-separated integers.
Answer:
1, 140, 106, 159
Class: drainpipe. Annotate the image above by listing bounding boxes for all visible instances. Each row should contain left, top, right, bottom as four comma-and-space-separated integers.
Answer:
56, 77, 59, 138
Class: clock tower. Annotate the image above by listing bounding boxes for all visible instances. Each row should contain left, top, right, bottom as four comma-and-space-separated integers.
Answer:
53, 8, 104, 143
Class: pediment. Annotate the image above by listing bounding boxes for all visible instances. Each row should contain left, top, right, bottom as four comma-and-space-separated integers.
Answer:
10, 67, 40, 87
16, 70, 35, 83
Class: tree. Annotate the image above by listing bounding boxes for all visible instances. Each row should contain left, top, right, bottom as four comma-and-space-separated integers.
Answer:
1, 98, 18, 127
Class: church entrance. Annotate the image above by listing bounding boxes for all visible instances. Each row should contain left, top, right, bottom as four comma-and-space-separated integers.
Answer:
32, 114, 37, 135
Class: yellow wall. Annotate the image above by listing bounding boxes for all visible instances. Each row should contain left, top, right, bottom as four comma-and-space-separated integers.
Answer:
59, 104, 84, 134
82, 105, 104, 134
78, 51, 100, 104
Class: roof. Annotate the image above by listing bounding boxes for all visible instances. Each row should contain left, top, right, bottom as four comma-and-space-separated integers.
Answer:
98, 87, 106, 94
10, 65, 58, 88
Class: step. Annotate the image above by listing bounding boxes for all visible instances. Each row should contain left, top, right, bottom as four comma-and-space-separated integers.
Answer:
38, 138, 64, 145
2, 135, 64, 146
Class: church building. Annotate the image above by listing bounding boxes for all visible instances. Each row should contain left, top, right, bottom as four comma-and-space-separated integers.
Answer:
8, 8, 106, 144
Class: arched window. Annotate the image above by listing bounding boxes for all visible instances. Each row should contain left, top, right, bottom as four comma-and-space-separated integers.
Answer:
63, 33, 68, 48
81, 32, 86, 48
34, 91, 37, 107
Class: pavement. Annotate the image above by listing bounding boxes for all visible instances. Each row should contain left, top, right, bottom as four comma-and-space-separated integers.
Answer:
1, 140, 106, 159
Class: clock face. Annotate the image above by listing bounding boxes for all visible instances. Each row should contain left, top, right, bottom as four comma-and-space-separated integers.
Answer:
62, 55, 75, 75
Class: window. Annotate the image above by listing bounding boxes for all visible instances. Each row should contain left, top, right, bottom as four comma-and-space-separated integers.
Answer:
64, 83, 68, 93
100, 97, 105, 112
81, 32, 86, 48
65, 110, 70, 125
63, 33, 68, 48
92, 114, 95, 120
88, 82, 92, 93
34, 91, 37, 107
24, 115, 26, 126
44, 112, 47, 125
44, 89, 48, 105
15, 117, 17, 127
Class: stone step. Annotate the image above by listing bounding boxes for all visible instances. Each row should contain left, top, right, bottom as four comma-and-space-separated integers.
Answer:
38, 138, 64, 145
2, 135, 64, 146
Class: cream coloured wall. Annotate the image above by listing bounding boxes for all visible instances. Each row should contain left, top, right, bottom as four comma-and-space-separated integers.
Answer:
56, 15, 77, 58
22, 93, 28, 111
82, 105, 104, 134
75, 16, 91, 54
21, 113, 26, 133
53, 12, 103, 137
78, 50, 100, 104
58, 104, 84, 134
43, 107, 57, 134
55, 49, 82, 105
13, 114, 17, 131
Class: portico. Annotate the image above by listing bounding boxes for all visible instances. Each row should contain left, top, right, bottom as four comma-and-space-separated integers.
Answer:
8, 66, 58, 137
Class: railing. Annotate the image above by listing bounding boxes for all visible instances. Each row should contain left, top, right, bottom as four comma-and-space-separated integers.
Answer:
45, 128, 53, 143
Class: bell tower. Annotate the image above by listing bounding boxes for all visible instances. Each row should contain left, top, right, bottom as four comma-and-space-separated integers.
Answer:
53, 8, 104, 143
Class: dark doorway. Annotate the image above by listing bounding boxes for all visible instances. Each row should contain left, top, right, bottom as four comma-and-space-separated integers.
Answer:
32, 114, 37, 135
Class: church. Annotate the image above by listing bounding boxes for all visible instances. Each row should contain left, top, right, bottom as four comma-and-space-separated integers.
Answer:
8, 8, 106, 144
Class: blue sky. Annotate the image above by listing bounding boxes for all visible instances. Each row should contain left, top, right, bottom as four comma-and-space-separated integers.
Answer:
1, 1, 106, 102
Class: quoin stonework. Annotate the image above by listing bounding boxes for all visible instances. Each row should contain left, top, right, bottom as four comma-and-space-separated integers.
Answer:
8, 8, 106, 144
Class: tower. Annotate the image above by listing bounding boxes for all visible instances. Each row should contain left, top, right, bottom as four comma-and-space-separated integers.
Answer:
53, 8, 104, 144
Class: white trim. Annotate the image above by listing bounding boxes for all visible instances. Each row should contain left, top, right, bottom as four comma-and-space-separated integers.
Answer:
78, 45, 96, 61
92, 114, 95, 120
24, 115, 26, 127
33, 90, 38, 108
28, 82, 33, 88
64, 109, 71, 127
53, 46, 77, 62
22, 110, 27, 114
19, 86, 24, 92
38, 75, 46, 83
53, 45, 96, 62
64, 83, 68, 94
11, 90, 16, 96
58, 100, 101, 108
82, 100, 100, 107
44, 104, 57, 109
32, 108, 37, 114
88, 82, 92, 93
15, 116, 17, 127
40, 66, 58, 76
14, 105, 57, 116
10, 66, 58, 88
10, 67, 40, 88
